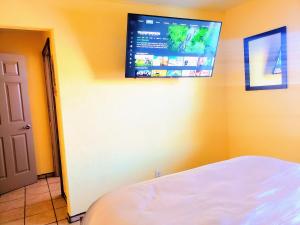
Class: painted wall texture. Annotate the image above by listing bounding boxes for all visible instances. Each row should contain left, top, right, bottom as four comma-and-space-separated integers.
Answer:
0, 0, 228, 215
223, 0, 300, 162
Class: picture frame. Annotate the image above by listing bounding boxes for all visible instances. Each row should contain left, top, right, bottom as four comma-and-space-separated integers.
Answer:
244, 26, 287, 91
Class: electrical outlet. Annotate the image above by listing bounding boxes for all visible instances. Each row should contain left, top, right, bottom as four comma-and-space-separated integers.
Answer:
155, 169, 161, 178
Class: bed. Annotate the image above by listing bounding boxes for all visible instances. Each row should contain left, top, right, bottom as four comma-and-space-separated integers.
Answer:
82, 156, 300, 225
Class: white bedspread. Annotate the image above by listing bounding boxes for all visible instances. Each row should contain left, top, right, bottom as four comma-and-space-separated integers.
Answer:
82, 156, 300, 225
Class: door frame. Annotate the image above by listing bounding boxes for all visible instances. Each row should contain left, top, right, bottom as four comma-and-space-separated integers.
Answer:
42, 38, 65, 198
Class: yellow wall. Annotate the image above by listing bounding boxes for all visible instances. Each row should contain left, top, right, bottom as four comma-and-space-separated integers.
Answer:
223, 0, 300, 161
0, 0, 227, 215
0, 29, 54, 175
3, 0, 299, 217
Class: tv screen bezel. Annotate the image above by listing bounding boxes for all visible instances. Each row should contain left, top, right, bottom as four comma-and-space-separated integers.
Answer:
125, 13, 222, 78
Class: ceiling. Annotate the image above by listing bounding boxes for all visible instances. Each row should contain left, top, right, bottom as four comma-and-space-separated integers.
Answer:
111, 0, 249, 10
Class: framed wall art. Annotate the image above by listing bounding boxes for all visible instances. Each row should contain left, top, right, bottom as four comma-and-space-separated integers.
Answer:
244, 26, 287, 91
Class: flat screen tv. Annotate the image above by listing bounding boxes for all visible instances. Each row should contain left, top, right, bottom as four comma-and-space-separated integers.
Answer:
125, 13, 222, 78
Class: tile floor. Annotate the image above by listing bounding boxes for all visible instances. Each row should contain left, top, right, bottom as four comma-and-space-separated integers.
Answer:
0, 177, 80, 225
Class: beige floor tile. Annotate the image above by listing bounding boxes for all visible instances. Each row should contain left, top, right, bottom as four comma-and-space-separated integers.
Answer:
0, 188, 24, 203
0, 207, 24, 224
50, 191, 61, 200
49, 183, 60, 193
55, 207, 68, 221
53, 197, 66, 209
47, 177, 60, 184
26, 185, 49, 196
0, 198, 24, 212
26, 192, 51, 206
1, 218, 24, 225
57, 220, 68, 225
26, 180, 47, 189
25, 210, 55, 225
57, 219, 80, 225
25, 200, 53, 217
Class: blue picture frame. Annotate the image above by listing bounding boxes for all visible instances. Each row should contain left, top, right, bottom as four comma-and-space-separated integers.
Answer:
244, 26, 287, 91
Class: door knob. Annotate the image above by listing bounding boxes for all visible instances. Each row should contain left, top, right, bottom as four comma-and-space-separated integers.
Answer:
23, 124, 31, 130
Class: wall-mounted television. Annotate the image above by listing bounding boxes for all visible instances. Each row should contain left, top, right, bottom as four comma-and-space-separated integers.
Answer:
125, 13, 222, 78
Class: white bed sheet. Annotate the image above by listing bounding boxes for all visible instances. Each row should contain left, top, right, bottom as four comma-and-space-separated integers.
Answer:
82, 156, 300, 225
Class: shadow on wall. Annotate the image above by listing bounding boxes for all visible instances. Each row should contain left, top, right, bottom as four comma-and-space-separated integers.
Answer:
61, 7, 140, 81
60, 3, 220, 82
55, 2, 228, 215
222, 3, 300, 162
57, 3, 229, 169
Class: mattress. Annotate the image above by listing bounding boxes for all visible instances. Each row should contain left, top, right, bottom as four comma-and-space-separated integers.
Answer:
82, 156, 300, 225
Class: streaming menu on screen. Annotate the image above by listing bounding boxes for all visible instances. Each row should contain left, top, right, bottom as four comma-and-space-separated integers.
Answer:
125, 14, 221, 78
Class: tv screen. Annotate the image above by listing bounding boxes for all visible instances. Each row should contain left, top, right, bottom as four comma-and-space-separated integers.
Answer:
125, 13, 222, 78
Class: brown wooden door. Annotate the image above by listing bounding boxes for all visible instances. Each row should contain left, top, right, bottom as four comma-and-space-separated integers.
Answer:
0, 53, 37, 194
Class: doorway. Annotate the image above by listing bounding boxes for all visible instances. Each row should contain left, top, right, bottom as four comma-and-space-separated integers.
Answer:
42, 38, 65, 198
0, 29, 64, 197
